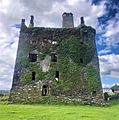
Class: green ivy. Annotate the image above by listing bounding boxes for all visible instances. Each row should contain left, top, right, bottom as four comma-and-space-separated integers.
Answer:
19, 35, 100, 94
58, 36, 94, 65
20, 71, 31, 84
86, 66, 100, 92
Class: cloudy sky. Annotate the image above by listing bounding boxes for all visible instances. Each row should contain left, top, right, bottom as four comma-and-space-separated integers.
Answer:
0, 0, 119, 90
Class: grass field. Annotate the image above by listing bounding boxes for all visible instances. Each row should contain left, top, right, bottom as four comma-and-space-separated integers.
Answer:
0, 100, 119, 120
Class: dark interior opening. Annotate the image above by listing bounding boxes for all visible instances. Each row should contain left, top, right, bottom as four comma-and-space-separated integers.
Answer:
32, 72, 36, 80
104, 92, 108, 101
55, 71, 59, 80
42, 85, 48, 96
29, 53, 37, 62
80, 58, 83, 63
51, 53, 57, 62
92, 90, 96, 96
80, 41, 84, 44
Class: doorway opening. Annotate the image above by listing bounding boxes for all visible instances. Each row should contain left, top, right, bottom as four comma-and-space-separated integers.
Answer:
92, 90, 96, 97
42, 85, 48, 96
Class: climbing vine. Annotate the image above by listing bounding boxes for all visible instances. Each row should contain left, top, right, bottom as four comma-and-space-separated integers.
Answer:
19, 35, 100, 94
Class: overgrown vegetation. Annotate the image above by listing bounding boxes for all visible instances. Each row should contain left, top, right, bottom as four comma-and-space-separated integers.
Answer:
19, 36, 100, 94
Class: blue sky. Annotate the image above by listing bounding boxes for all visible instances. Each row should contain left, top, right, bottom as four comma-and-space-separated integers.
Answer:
0, 0, 119, 90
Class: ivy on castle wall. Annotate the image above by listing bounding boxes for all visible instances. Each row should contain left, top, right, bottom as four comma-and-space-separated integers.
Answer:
58, 36, 94, 65
19, 33, 100, 94
86, 66, 100, 92
46, 36, 100, 94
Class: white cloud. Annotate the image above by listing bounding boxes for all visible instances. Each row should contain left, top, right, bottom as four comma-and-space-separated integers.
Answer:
84, 1, 106, 29
104, 13, 119, 48
97, 10, 119, 51
99, 54, 119, 78
98, 48, 111, 55
0, 27, 19, 90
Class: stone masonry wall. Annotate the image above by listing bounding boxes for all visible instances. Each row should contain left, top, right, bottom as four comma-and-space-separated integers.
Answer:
10, 24, 103, 103
9, 81, 42, 102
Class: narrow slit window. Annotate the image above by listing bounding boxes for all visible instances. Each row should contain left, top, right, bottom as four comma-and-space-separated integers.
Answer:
29, 53, 37, 62
51, 53, 57, 62
32, 72, 36, 80
55, 71, 59, 80
80, 58, 83, 63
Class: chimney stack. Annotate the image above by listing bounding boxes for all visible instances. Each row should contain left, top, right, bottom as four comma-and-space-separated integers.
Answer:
62, 12, 74, 28
29, 15, 34, 27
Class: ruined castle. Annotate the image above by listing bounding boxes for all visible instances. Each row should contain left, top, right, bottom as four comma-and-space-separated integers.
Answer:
9, 13, 103, 103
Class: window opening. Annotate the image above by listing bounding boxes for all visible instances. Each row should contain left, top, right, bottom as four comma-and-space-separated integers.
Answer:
80, 41, 84, 44
55, 71, 59, 80
80, 58, 83, 63
51, 53, 57, 62
32, 72, 36, 80
29, 53, 37, 62
92, 90, 96, 97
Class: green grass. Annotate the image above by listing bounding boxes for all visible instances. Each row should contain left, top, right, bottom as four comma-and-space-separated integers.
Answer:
0, 101, 119, 120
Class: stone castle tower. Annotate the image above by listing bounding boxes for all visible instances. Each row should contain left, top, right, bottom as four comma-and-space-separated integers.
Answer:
9, 13, 103, 103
